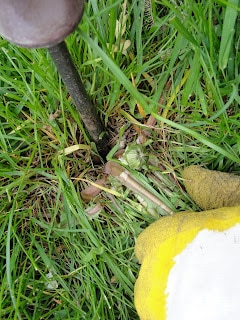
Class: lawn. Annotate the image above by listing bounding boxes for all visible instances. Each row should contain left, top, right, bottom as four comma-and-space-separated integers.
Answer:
0, 0, 239, 319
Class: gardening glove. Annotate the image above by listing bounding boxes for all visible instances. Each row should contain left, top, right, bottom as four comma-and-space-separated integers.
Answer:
134, 165, 240, 320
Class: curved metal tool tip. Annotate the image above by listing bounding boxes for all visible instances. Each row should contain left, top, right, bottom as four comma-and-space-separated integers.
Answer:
0, 0, 84, 48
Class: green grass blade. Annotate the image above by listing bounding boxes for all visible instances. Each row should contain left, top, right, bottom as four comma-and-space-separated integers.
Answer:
169, 16, 199, 47
0, 1, 240, 318
153, 113, 240, 164
78, 29, 152, 114
218, 0, 239, 69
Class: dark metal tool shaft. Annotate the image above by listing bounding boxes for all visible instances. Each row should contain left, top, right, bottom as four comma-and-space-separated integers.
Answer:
48, 41, 109, 158
0, 0, 109, 158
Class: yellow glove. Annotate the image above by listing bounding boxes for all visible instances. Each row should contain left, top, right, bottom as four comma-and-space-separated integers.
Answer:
182, 165, 240, 210
134, 166, 240, 320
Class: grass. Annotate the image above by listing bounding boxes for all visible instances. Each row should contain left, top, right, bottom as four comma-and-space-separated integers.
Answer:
0, 0, 239, 319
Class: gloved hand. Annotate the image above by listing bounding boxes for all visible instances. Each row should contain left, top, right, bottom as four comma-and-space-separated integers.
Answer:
134, 166, 240, 320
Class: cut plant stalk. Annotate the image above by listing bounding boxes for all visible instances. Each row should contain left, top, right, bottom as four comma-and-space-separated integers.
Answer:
105, 161, 174, 215
0, 0, 108, 157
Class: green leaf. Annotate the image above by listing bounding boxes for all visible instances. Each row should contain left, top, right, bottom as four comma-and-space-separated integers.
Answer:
78, 30, 151, 114
218, 0, 239, 69
153, 113, 240, 164
169, 16, 199, 47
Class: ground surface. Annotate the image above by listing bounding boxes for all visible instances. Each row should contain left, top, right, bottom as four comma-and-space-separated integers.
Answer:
0, 1, 239, 319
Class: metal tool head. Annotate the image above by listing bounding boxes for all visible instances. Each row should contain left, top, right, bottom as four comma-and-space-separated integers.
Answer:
0, 0, 84, 48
